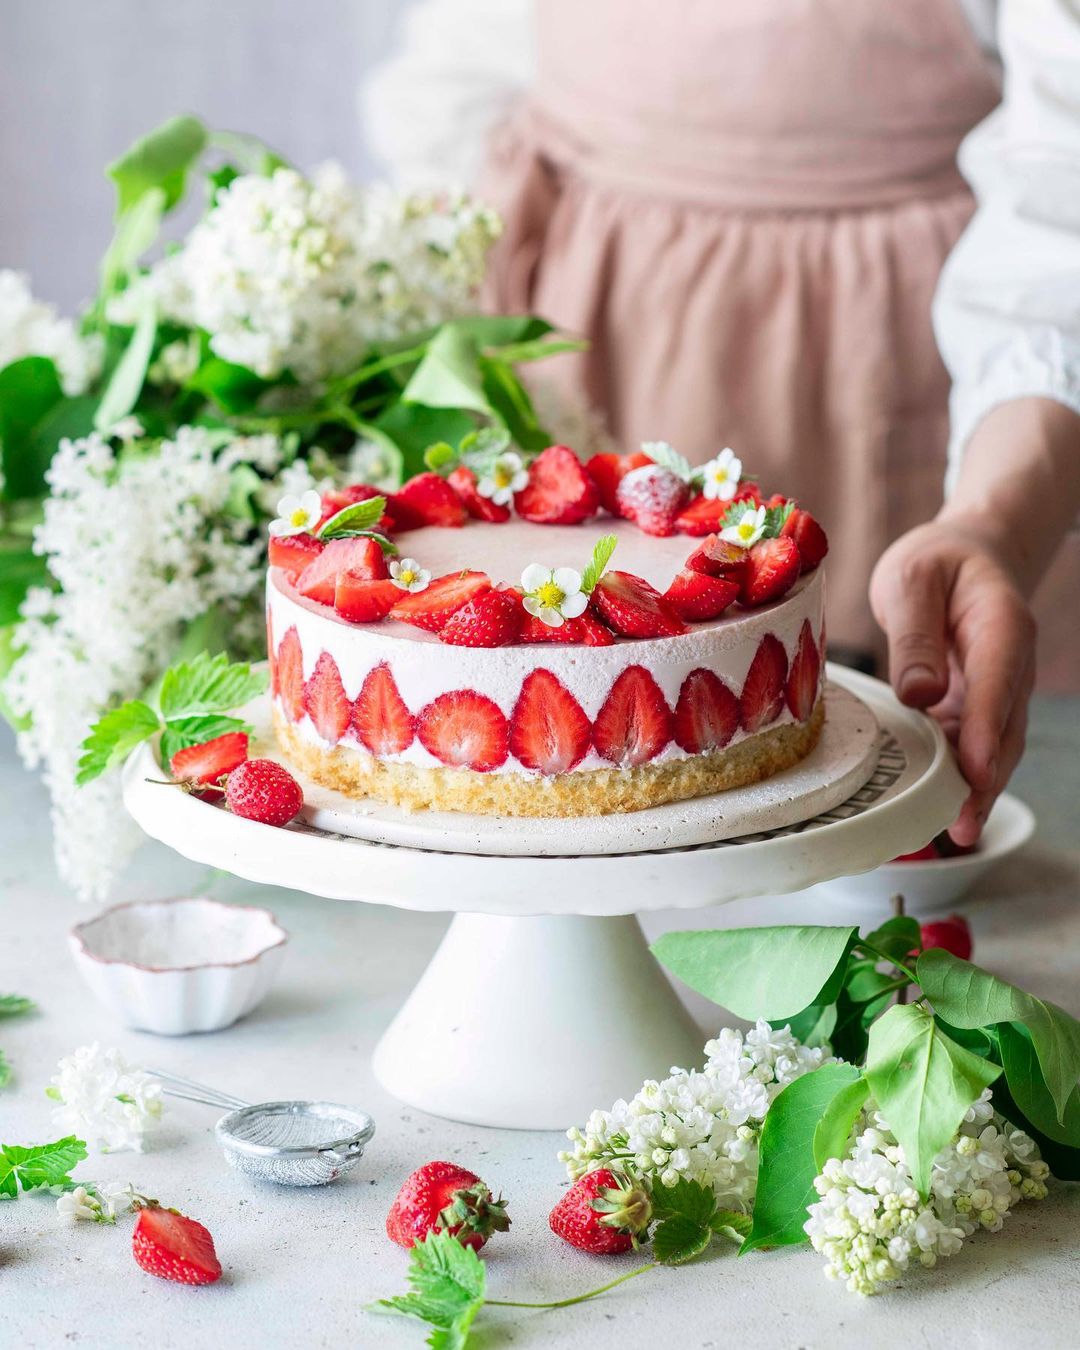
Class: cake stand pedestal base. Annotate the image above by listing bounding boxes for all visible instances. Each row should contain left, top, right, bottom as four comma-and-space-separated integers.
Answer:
372, 912, 701, 1130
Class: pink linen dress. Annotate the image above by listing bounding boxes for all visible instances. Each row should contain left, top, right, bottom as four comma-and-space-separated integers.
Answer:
477, 0, 1004, 660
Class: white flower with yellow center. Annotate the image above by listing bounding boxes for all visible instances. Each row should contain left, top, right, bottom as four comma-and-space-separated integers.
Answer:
269, 489, 323, 538
720, 503, 767, 549
700, 447, 742, 501
389, 557, 431, 593
477, 451, 528, 506
520, 564, 589, 628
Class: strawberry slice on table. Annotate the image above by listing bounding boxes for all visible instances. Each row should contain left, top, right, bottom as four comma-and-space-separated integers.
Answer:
786, 619, 821, 721
514, 444, 599, 524
674, 495, 730, 537
738, 536, 801, 607
740, 634, 788, 732
440, 588, 523, 647
296, 536, 389, 605
509, 669, 592, 773
447, 465, 511, 523
353, 663, 414, 756
781, 506, 829, 572
684, 533, 749, 580
386, 1161, 510, 1252
317, 483, 394, 533
334, 574, 400, 623
663, 569, 739, 622
615, 465, 689, 536
169, 731, 249, 797
303, 651, 351, 744
591, 571, 688, 639
275, 626, 305, 722
268, 532, 323, 582
392, 471, 467, 528
549, 1169, 651, 1255
132, 1206, 222, 1286
673, 669, 740, 754
584, 450, 652, 516
593, 665, 673, 766
519, 611, 616, 646
389, 571, 491, 633
417, 690, 509, 772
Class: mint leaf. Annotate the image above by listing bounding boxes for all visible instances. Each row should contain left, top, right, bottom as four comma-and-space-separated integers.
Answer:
373, 1232, 486, 1345
865, 1003, 1000, 1199
641, 440, 693, 484
317, 496, 387, 540
158, 651, 267, 721
159, 714, 249, 765
0, 1136, 88, 1195
0, 995, 34, 1018
580, 534, 617, 595
76, 700, 161, 785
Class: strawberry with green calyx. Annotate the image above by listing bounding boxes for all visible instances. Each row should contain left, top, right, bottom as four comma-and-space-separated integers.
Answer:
549, 1168, 652, 1254
386, 1161, 510, 1251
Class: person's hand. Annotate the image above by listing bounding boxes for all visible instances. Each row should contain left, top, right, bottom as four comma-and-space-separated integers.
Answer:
869, 519, 1036, 846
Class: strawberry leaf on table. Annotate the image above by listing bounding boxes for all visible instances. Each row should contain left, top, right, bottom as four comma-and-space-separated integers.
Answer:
373, 1231, 486, 1349
648, 1176, 746, 1265
0, 995, 34, 1018
580, 533, 617, 595
75, 700, 162, 785
0, 1136, 88, 1198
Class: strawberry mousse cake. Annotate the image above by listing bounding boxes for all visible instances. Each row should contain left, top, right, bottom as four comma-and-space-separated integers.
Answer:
265, 442, 828, 817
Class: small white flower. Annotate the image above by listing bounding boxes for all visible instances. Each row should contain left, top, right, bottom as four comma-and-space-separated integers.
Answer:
477, 451, 528, 506
700, 447, 743, 501
719, 503, 767, 549
105, 416, 144, 444
269, 489, 323, 538
50, 1043, 163, 1153
520, 564, 589, 629
56, 1185, 102, 1223
389, 557, 431, 593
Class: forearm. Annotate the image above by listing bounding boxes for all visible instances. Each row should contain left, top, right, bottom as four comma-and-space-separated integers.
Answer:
939, 398, 1080, 594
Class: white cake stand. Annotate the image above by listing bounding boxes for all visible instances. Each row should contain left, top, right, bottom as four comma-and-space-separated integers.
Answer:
123, 665, 966, 1130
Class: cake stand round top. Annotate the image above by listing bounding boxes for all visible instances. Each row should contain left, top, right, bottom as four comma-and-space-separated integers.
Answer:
123, 665, 967, 917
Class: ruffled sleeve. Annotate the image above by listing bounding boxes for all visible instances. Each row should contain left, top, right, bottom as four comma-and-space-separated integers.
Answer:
933, 0, 1080, 492
361, 0, 534, 189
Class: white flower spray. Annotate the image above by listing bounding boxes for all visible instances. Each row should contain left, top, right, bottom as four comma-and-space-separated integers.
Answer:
49, 1043, 163, 1153
0, 269, 103, 395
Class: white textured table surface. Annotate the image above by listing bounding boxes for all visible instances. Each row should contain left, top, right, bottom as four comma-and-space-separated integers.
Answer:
3, 700, 1080, 1350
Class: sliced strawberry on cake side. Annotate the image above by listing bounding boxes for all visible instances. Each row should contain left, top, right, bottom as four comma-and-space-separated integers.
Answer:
447, 465, 512, 523
390, 571, 492, 634
353, 663, 414, 756
417, 690, 509, 772
275, 626, 306, 722
786, 619, 822, 721
393, 471, 468, 528
334, 574, 400, 623
509, 670, 592, 774
740, 634, 788, 733
296, 536, 389, 605
673, 670, 740, 754
781, 507, 829, 572
514, 445, 599, 525
303, 651, 351, 744
269, 531, 324, 582
593, 665, 674, 767
684, 534, 749, 581
440, 588, 523, 648
585, 450, 652, 516
591, 571, 688, 639
664, 569, 739, 622
615, 465, 690, 537
738, 536, 801, 607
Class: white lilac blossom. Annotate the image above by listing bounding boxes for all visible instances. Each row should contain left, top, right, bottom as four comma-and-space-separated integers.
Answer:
477, 451, 528, 506
0, 269, 103, 395
700, 447, 743, 501
520, 565, 589, 629
389, 557, 431, 593
50, 1044, 163, 1153
560, 1022, 834, 1210
804, 1089, 1050, 1295
123, 167, 501, 384
720, 503, 767, 549
4, 426, 287, 898
269, 489, 322, 537
56, 1179, 149, 1224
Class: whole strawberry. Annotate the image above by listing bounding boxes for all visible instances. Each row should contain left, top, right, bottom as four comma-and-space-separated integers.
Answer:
549, 1169, 651, 1255
225, 758, 304, 827
387, 1161, 510, 1251
132, 1204, 222, 1286
920, 914, 973, 961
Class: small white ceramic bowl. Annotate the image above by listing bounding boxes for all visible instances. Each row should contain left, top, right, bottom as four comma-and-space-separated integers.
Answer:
809, 792, 1036, 917
70, 897, 288, 1035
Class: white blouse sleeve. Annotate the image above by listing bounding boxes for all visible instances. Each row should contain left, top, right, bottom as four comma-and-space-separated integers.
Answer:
933, 0, 1080, 491
361, 0, 534, 189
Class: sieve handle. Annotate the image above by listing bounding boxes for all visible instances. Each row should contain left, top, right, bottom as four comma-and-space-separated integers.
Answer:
148, 1067, 249, 1112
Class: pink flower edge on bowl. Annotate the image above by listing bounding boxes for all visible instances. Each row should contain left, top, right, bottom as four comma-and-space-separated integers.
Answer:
69, 897, 288, 1036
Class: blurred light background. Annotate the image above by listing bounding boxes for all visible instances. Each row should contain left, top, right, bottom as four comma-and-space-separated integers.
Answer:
0, 0, 416, 310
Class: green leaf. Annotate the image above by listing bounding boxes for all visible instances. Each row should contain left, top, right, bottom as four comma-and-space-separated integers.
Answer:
580, 534, 617, 595
100, 187, 165, 297
648, 1176, 717, 1225
372, 403, 476, 479
0, 547, 50, 626
485, 336, 588, 365
0, 1136, 88, 1194
448, 315, 554, 346
94, 295, 157, 431
0, 626, 30, 733
402, 325, 492, 417
159, 714, 249, 765
423, 441, 458, 474
828, 989, 874, 1065
741, 1063, 863, 1252
813, 1076, 870, 1171
641, 440, 694, 484
865, 1002, 1001, 1198
652, 1213, 713, 1265
374, 1232, 486, 1346
651, 926, 858, 1021
208, 129, 289, 177
998, 1021, 1080, 1147
649, 1177, 724, 1266
478, 358, 551, 451
0, 356, 65, 499
861, 916, 922, 964
990, 1072, 1080, 1182
0, 1050, 10, 1089
317, 497, 387, 540
0, 995, 35, 1018
846, 966, 899, 1004
918, 948, 1080, 1124
76, 700, 161, 785
711, 1209, 752, 1242
106, 115, 208, 215
779, 1003, 838, 1049
186, 357, 272, 413
157, 651, 267, 721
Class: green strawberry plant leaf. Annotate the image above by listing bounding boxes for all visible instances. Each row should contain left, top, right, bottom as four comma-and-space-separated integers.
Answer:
918, 947, 1080, 1125
0, 995, 34, 1018
0, 1136, 88, 1197
580, 534, 617, 595
373, 1231, 486, 1347
76, 699, 161, 785
157, 651, 266, 721
650, 1178, 746, 1265
741, 1062, 863, 1252
652, 1212, 714, 1265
